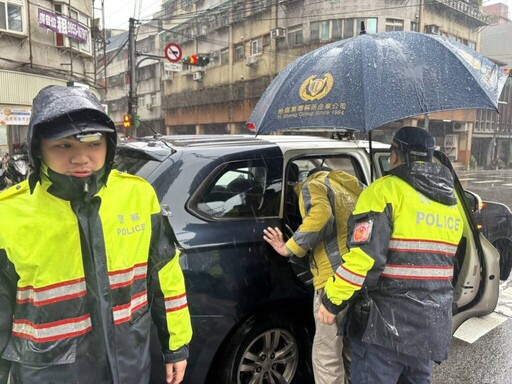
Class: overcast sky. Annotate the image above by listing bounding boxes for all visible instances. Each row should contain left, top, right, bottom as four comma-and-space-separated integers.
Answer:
102, 0, 162, 30
101, 0, 511, 30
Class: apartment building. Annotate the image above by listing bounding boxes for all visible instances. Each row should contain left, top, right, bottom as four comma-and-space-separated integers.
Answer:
101, 0, 489, 168
0, 0, 98, 154
159, 0, 489, 166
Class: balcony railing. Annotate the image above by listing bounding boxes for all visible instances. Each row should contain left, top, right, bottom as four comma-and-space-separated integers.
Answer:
430, 0, 489, 25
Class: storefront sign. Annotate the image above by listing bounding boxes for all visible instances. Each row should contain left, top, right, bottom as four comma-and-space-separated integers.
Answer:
38, 8, 88, 43
0, 107, 31, 126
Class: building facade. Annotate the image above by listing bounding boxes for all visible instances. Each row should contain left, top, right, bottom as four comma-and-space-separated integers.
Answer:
100, 0, 491, 168
0, 0, 98, 154
475, 2, 511, 168
98, 21, 165, 137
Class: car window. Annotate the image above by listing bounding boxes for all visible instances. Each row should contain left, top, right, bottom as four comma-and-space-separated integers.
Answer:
114, 148, 163, 179
191, 159, 281, 220
285, 155, 363, 232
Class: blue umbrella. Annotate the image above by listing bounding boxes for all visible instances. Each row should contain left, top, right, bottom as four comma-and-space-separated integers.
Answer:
249, 31, 509, 135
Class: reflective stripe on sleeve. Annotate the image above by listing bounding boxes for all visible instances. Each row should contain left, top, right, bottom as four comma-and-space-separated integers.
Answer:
16, 278, 87, 306
112, 290, 148, 324
12, 314, 92, 343
165, 293, 188, 313
109, 262, 147, 289
382, 264, 453, 280
334, 265, 365, 288
388, 238, 458, 256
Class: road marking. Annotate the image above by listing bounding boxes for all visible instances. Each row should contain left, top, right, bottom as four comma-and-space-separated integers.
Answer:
458, 178, 477, 181
502, 183, 512, 187
471, 180, 504, 184
453, 312, 508, 343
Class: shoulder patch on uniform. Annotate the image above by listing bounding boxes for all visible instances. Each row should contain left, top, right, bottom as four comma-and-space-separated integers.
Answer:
351, 220, 373, 243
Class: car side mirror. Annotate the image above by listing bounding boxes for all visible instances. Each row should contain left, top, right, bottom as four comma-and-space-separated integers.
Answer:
463, 190, 483, 213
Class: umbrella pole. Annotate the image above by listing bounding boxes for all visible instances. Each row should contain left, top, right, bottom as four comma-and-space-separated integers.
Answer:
368, 130, 374, 183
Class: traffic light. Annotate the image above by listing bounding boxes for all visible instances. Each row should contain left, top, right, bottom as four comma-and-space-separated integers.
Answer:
123, 114, 133, 129
505, 68, 511, 77
182, 55, 210, 67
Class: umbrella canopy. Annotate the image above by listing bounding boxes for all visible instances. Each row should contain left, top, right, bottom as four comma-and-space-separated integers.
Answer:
249, 31, 509, 135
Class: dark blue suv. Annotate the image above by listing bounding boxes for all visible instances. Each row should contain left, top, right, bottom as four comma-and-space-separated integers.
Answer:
115, 134, 502, 384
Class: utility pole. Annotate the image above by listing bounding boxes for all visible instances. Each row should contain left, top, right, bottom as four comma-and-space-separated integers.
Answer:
128, 17, 137, 137
418, 0, 424, 33
102, 0, 107, 92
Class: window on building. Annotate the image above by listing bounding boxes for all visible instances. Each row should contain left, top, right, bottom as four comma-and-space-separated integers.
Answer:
332, 19, 342, 39
138, 96, 145, 107
151, 94, 157, 107
0, 0, 23, 33
343, 18, 355, 38
411, 21, 418, 32
53, 4, 91, 54
357, 17, 377, 34
467, 41, 476, 50
310, 20, 330, 42
234, 44, 244, 61
70, 9, 91, 53
108, 73, 126, 88
385, 18, 404, 32
220, 48, 229, 65
311, 19, 358, 43
250, 38, 262, 55
288, 25, 303, 47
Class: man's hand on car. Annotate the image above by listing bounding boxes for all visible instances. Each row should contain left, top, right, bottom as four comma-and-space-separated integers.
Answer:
263, 227, 292, 257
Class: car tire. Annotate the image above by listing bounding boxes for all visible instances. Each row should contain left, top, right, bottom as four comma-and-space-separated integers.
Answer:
214, 311, 313, 384
494, 238, 512, 281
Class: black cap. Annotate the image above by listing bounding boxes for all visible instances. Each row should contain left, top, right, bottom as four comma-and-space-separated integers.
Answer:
392, 126, 435, 161
38, 113, 115, 141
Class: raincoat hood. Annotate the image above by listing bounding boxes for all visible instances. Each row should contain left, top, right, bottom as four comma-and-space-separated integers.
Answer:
27, 85, 117, 192
390, 162, 457, 205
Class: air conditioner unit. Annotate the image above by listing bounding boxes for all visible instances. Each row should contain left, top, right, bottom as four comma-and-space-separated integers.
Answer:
146, 103, 153, 110
192, 71, 203, 81
245, 55, 260, 66
453, 122, 468, 132
271, 28, 286, 39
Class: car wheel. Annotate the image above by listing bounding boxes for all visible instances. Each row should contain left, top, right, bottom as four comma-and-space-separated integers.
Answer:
494, 238, 512, 280
215, 311, 312, 384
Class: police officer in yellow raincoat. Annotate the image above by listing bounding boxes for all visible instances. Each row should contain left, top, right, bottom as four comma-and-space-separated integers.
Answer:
0, 85, 192, 384
318, 127, 463, 384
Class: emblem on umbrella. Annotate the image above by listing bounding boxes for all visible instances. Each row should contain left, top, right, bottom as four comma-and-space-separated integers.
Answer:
300, 74, 334, 101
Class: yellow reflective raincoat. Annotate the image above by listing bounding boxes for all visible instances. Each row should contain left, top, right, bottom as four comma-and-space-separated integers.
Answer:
285, 170, 363, 289
0, 85, 191, 384
323, 162, 463, 361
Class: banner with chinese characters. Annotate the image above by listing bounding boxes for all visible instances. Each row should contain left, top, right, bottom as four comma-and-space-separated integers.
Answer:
0, 107, 31, 126
38, 8, 88, 44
